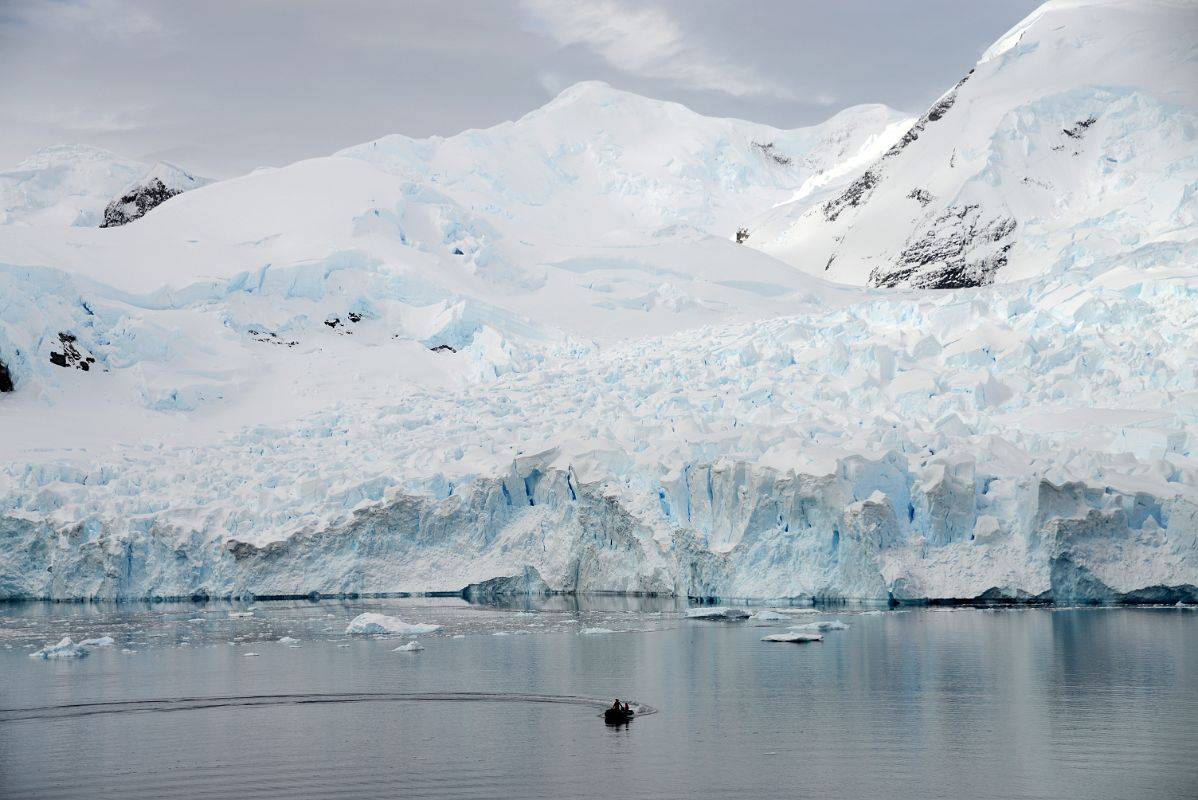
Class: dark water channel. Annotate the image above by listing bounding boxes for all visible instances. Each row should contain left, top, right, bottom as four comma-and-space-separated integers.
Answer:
2, 599, 1196, 799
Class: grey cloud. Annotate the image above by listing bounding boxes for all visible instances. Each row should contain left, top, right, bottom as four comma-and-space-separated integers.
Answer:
0, 0, 1043, 177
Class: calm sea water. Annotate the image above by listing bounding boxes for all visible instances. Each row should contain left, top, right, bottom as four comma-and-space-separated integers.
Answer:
2, 598, 1196, 800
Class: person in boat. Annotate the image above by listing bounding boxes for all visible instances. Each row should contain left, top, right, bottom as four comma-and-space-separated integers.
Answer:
622, 701, 631, 713
611, 698, 622, 711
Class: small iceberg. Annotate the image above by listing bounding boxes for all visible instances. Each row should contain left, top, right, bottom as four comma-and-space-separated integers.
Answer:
79, 636, 116, 647
393, 641, 425, 652
244, 652, 260, 657
228, 611, 254, 619
580, 627, 615, 635
345, 613, 441, 635
686, 607, 750, 620
750, 610, 790, 621
762, 633, 823, 643
788, 620, 850, 631
29, 637, 88, 659
278, 636, 299, 644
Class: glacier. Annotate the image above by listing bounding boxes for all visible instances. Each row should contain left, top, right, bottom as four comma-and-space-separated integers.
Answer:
0, 0, 1196, 605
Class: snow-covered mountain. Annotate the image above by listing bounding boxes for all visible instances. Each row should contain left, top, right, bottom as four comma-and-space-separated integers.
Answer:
0, 144, 210, 228
744, 0, 1198, 288
1, 4, 1196, 604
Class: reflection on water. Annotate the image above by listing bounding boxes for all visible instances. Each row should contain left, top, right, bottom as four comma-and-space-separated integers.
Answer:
2, 600, 1196, 800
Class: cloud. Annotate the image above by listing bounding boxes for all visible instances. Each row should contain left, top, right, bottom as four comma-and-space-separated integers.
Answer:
521, 0, 793, 99
5, 0, 168, 41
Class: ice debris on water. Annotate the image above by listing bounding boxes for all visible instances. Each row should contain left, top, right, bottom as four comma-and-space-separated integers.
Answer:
686, 607, 750, 620
788, 620, 850, 631
345, 613, 441, 635
244, 652, 260, 657
580, 627, 616, 635
762, 633, 823, 643
79, 635, 116, 647
29, 637, 88, 659
393, 641, 425, 652
278, 636, 299, 644
228, 611, 254, 619
749, 610, 790, 621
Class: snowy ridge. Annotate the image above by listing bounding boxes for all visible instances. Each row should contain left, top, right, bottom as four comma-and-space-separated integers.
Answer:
744, 0, 1198, 289
0, 145, 210, 228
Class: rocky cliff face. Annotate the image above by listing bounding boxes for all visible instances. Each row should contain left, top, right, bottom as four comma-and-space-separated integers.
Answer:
100, 177, 182, 228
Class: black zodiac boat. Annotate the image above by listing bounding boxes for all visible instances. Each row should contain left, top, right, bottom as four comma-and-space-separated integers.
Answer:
605, 707, 635, 724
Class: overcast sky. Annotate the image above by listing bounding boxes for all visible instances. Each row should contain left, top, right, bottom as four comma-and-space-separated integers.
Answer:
0, 0, 1044, 177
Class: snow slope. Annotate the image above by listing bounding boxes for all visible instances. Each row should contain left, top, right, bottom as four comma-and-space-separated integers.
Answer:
744, 0, 1198, 289
0, 145, 209, 228
0, 18, 1196, 604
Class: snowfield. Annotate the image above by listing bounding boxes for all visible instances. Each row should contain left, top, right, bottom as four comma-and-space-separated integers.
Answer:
0, 0, 1195, 604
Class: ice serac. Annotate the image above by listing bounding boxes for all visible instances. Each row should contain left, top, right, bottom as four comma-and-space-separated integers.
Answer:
745, 0, 1198, 289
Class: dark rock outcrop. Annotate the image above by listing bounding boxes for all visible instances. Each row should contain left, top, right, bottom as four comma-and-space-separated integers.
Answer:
870, 205, 1016, 289
100, 178, 181, 228
48, 332, 96, 371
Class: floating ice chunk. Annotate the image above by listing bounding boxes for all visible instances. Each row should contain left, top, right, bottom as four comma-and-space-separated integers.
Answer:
228, 611, 254, 619
492, 631, 511, 636
393, 641, 425, 652
278, 636, 299, 644
79, 635, 116, 647
121, 649, 136, 654
762, 633, 823, 643
770, 608, 821, 615
452, 634, 466, 639
29, 637, 88, 659
750, 610, 789, 621
244, 652, 260, 657
580, 627, 615, 635
188, 618, 206, 623
788, 620, 850, 631
345, 613, 441, 635
686, 607, 750, 620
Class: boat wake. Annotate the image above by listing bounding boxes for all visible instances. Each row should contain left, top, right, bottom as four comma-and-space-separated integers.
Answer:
0, 692, 658, 723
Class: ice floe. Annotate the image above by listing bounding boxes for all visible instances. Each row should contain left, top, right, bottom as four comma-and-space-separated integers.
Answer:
28, 637, 88, 659
686, 607, 750, 620
788, 621, 850, 631
762, 633, 823, 643
345, 613, 441, 635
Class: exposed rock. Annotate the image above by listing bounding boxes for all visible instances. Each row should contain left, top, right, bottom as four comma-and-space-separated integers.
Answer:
1062, 115, 1098, 139
48, 332, 96, 371
751, 140, 793, 166
871, 205, 1017, 289
907, 188, 934, 207
99, 178, 181, 228
0, 359, 13, 392
430, 344, 457, 354
883, 70, 973, 159
822, 170, 880, 222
